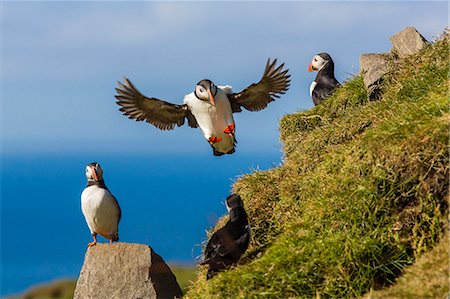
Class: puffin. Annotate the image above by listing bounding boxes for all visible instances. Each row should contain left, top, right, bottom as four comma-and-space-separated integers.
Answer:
115, 58, 290, 156
200, 194, 251, 280
81, 162, 121, 247
308, 53, 340, 105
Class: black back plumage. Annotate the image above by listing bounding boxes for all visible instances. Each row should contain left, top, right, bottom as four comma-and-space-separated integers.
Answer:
201, 194, 250, 280
311, 53, 340, 106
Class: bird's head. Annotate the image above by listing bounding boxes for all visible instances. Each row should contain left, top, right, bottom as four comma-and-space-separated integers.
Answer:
86, 162, 103, 182
308, 53, 333, 72
194, 79, 217, 106
226, 194, 243, 212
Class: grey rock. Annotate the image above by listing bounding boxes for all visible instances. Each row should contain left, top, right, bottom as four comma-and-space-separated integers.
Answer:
390, 27, 428, 58
360, 53, 391, 88
74, 243, 183, 299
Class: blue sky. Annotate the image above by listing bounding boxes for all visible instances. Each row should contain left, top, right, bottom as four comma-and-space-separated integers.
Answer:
2, 1, 447, 155
0, 1, 448, 296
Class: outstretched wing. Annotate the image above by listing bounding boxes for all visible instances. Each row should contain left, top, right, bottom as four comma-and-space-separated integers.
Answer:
115, 78, 198, 130
227, 59, 291, 113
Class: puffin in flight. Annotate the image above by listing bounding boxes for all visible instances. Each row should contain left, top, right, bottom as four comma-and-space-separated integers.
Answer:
201, 194, 251, 280
115, 59, 290, 156
308, 53, 340, 106
81, 162, 121, 247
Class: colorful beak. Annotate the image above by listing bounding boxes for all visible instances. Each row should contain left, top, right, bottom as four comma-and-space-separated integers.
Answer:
208, 89, 215, 106
308, 62, 314, 72
92, 167, 98, 181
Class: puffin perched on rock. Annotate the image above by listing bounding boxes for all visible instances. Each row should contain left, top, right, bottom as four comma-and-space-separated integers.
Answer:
308, 53, 340, 105
115, 59, 290, 156
81, 162, 121, 247
201, 194, 251, 280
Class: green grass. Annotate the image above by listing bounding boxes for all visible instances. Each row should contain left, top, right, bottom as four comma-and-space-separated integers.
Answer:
186, 33, 449, 298
363, 233, 449, 299
9, 279, 77, 299
170, 265, 197, 295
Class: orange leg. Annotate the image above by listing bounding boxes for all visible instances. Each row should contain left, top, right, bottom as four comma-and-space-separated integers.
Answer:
208, 136, 222, 145
88, 234, 97, 247
110, 239, 113, 244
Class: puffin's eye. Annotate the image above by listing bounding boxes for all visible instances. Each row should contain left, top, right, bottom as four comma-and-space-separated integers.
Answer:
314, 58, 318, 61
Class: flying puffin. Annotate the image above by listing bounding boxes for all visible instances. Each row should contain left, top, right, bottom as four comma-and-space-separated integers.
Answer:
200, 194, 251, 280
115, 58, 290, 156
81, 162, 121, 247
308, 53, 340, 105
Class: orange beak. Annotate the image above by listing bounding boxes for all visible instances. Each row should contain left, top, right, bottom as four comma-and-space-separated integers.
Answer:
92, 167, 98, 181
308, 62, 314, 72
208, 89, 215, 106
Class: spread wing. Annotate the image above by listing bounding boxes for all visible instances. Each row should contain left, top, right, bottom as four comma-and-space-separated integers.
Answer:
227, 58, 291, 113
115, 78, 198, 130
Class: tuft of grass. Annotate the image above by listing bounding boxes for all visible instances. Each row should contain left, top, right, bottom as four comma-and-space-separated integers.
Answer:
363, 234, 449, 299
186, 33, 449, 298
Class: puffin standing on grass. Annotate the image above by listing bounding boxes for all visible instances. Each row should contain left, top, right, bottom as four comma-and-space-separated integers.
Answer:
81, 162, 121, 247
201, 194, 251, 280
308, 53, 340, 105
115, 58, 290, 156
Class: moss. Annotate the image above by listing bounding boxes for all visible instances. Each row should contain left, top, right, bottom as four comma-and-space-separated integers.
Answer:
186, 33, 449, 298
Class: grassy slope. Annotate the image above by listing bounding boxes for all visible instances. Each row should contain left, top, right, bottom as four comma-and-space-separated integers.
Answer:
364, 233, 449, 299
186, 34, 449, 298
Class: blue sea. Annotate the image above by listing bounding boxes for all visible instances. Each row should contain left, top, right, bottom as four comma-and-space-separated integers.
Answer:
0, 151, 281, 296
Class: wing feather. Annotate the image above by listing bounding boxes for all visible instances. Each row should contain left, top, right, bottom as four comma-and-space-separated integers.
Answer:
115, 78, 198, 130
227, 58, 291, 113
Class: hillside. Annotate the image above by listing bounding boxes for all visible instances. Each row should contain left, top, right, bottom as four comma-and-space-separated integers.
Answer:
186, 33, 449, 298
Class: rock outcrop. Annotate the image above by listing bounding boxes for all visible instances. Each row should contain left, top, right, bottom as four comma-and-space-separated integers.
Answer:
74, 243, 183, 299
359, 53, 392, 99
390, 27, 429, 58
360, 26, 429, 98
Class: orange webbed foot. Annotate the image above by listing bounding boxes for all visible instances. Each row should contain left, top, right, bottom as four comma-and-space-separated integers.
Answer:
88, 234, 97, 248
224, 124, 235, 135
208, 136, 222, 145
224, 124, 236, 139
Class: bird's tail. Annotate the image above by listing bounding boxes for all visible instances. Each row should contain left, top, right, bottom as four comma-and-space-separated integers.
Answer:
111, 233, 119, 242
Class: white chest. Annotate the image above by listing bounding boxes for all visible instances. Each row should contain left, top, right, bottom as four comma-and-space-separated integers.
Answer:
81, 185, 111, 212
184, 90, 234, 137
81, 186, 119, 228
310, 81, 317, 97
